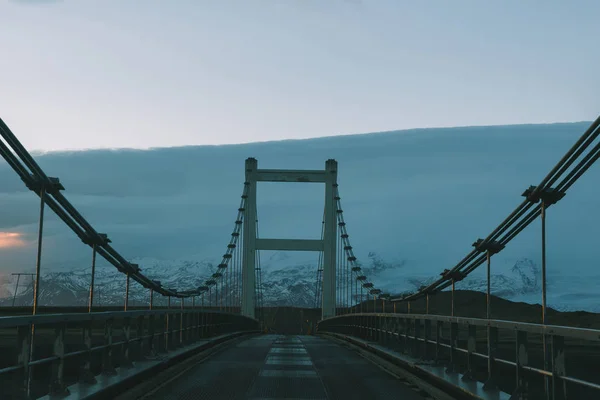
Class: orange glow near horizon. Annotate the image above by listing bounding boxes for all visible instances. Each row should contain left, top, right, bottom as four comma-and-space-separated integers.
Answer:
0, 232, 26, 249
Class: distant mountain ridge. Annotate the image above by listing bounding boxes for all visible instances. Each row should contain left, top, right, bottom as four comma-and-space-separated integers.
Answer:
0, 254, 584, 312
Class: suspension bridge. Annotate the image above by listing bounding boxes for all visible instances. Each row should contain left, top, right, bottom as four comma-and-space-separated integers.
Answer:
0, 116, 599, 400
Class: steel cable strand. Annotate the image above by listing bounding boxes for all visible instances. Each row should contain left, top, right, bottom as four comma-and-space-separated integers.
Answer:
404, 201, 540, 301
396, 120, 600, 303
0, 138, 34, 182
555, 140, 600, 193
457, 207, 544, 279
334, 187, 383, 305
541, 116, 600, 190
182, 184, 249, 299
0, 118, 48, 179
401, 204, 541, 302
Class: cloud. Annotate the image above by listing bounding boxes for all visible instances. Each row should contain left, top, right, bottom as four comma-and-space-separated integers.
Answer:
0, 232, 27, 248
0, 122, 597, 287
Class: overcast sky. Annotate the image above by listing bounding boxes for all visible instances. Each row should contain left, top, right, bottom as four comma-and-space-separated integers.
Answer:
1, 0, 598, 152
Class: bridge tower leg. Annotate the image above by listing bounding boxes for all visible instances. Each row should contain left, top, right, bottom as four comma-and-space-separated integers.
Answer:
242, 158, 258, 319
322, 159, 338, 319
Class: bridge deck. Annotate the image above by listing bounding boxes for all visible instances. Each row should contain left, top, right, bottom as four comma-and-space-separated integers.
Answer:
140, 334, 430, 400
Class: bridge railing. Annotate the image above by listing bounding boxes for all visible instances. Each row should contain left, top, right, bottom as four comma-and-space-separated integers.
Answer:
0, 309, 259, 399
317, 313, 600, 400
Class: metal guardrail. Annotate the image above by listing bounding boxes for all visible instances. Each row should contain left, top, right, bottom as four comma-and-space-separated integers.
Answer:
0, 309, 259, 399
317, 313, 600, 400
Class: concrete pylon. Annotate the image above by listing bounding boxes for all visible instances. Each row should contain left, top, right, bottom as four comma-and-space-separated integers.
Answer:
240, 158, 338, 320
241, 158, 257, 318
322, 159, 337, 319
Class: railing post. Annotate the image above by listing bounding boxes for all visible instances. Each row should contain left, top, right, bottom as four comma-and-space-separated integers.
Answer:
167, 312, 175, 350
374, 316, 379, 342
483, 326, 499, 390
188, 310, 193, 343
194, 311, 200, 341
188, 311, 194, 342
203, 311, 208, 338
403, 317, 410, 354
446, 321, 458, 373
451, 279, 455, 316
49, 323, 69, 396
435, 320, 443, 366
463, 324, 477, 381
121, 317, 133, 368
148, 314, 157, 356
80, 321, 96, 384
394, 317, 401, 350
102, 319, 117, 375
513, 330, 529, 399
183, 311, 189, 345
135, 315, 145, 360
197, 312, 203, 339
551, 335, 566, 400
159, 314, 167, 353
179, 298, 184, 346
414, 318, 421, 358
17, 325, 31, 397
423, 319, 431, 360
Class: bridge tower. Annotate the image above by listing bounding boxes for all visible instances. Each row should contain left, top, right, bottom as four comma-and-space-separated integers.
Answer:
242, 158, 338, 320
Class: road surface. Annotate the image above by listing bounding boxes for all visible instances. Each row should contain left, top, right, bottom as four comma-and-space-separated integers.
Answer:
143, 334, 435, 400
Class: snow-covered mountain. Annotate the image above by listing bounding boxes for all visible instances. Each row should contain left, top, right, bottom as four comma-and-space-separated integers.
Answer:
0, 122, 599, 312
0, 253, 594, 312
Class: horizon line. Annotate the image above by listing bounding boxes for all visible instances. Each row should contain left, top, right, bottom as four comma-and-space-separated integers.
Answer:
30, 120, 592, 156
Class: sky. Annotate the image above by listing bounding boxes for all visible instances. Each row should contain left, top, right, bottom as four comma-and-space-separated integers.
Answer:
0, 0, 598, 152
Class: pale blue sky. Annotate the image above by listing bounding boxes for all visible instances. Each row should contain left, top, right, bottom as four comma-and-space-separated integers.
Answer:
1, 0, 598, 152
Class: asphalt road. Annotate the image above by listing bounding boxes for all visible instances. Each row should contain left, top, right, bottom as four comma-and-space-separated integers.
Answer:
142, 334, 434, 400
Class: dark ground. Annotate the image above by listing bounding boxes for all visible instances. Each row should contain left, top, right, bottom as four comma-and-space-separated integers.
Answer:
3, 289, 600, 328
